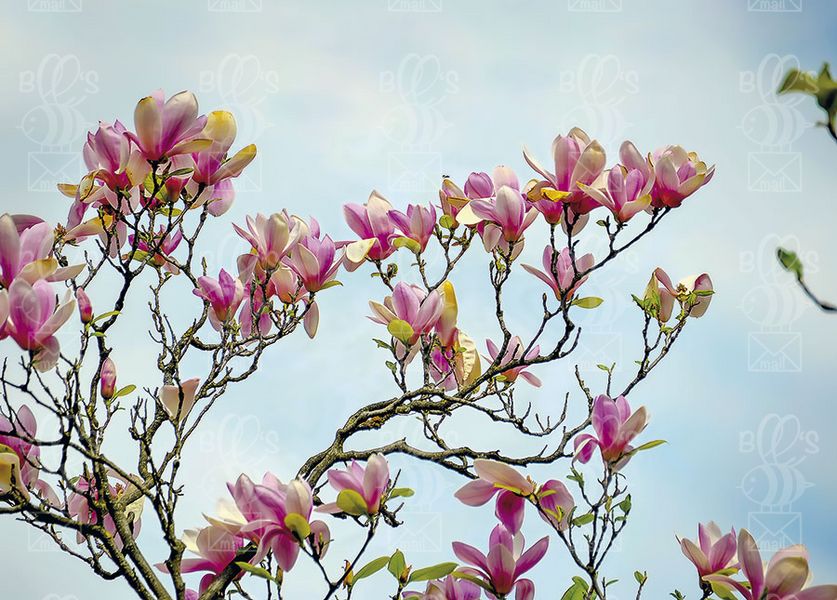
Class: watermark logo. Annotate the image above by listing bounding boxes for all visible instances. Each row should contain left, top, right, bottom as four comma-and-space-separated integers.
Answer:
740, 54, 810, 192
558, 54, 638, 149
199, 54, 280, 192
380, 54, 458, 193
19, 54, 98, 192
739, 414, 817, 551
740, 233, 815, 372
747, 0, 802, 12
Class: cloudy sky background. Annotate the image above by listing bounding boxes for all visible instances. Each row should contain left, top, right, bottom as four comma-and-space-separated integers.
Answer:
1, 0, 836, 598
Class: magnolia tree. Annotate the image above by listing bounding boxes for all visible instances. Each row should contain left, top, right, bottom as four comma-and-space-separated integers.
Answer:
0, 91, 834, 600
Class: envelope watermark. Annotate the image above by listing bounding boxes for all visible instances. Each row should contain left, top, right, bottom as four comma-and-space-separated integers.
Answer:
747, 331, 802, 372
208, 0, 262, 11
388, 0, 442, 12
28, 0, 81, 12
568, 0, 622, 11
747, 0, 802, 12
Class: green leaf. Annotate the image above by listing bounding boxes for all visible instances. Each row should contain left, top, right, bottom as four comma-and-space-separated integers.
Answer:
777, 247, 804, 280
167, 167, 194, 178
451, 571, 493, 592
91, 310, 120, 324
572, 296, 604, 309
618, 494, 632, 513
630, 439, 667, 455
393, 237, 422, 254
387, 549, 407, 580
236, 562, 274, 581
353, 555, 390, 582
634, 571, 647, 585
778, 68, 819, 94
318, 280, 343, 290
560, 577, 590, 600
111, 385, 136, 400
439, 215, 457, 230
407, 562, 458, 583
388, 487, 415, 499
572, 512, 595, 526
336, 489, 368, 516
387, 319, 415, 345
284, 513, 311, 541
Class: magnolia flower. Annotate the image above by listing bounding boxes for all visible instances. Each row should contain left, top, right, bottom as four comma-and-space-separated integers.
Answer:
75, 287, 93, 323
191, 111, 257, 185
99, 357, 117, 400
288, 232, 342, 293
193, 269, 245, 331
64, 186, 136, 258
522, 246, 594, 301
129, 90, 209, 161
678, 521, 737, 577
82, 120, 150, 190
536, 479, 575, 532
238, 284, 273, 339
485, 336, 541, 387
343, 191, 397, 265
68, 472, 143, 549
455, 168, 537, 255
369, 282, 443, 347
403, 575, 481, 600
523, 127, 607, 214
226, 473, 330, 569
705, 530, 837, 600
128, 227, 183, 275
578, 141, 655, 223
654, 267, 713, 319
429, 282, 482, 391
389, 203, 437, 252
455, 460, 536, 535
319, 453, 390, 516
160, 377, 200, 422
0, 214, 81, 288
0, 405, 56, 503
234, 212, 299, 272
195, 178, 236, 217
452, 524, 548, 599
574, 394, 648, 470
5, 279, 75, 371
155, 524, 244, 595
649, 145, 715, 208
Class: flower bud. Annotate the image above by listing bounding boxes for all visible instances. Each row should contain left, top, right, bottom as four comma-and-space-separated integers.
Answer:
76, 288, 93, 323
100, 357, 117, 400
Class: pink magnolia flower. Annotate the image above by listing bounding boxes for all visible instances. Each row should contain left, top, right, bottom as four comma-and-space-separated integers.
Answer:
128, 227, 183, 275
0, 214, 81, 288
705, 530, 837, 600
403, 575, 481, 600
463, 171, 496, 199
100, 357, 117, 400
654, 267, 713, 320
343, 191, 397, 265
63, 185, 136, 258
485, 336, 541, 387
68, 472, 143, 549
234, 212, 300, 272
5, 279, 75, 371
522, 246, 594, 301
389, 203, 437, 252
82, 120, 150, 190
237, 283, 273, 339
452, 523, 548, 599
678, 521, 737, 577
574, 394, 648, 470
369, 282, 444, 346
455, 460, 536, 535
0, 405, 56, 503
523, 127, 607, 215
536, 479, 575, 532
155, 524, 244, 595
578, 141, 655, 223
75, 287, 93, 323
194, 178, 236, 217
159, 377, 201, 422
649, 145, 715, 208
191, 111, 257, 185
227, 473, 329, 570
128, 90, 209, 161
288, 231, 342, 293
319, 453, 390, 516
193, 269, 245, 331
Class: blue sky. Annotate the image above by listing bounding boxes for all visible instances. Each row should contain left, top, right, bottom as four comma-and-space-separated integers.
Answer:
1, 1, 836, 598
